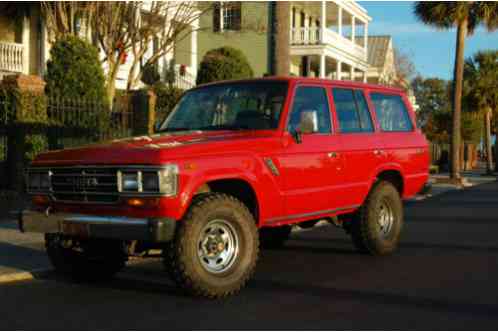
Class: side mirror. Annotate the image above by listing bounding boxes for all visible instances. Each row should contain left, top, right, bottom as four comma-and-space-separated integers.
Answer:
299, 110, 318, 135
154, 121, 162, 133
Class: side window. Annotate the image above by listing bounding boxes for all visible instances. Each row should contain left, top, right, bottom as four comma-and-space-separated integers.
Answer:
370, 93, 414, 132
332, 88, 374, 133
287, 86, 332, 134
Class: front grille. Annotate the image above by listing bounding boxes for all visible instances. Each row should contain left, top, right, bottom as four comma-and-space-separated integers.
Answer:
51, 167, 119, 203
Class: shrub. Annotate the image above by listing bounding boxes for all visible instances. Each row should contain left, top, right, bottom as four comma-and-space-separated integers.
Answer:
141, 63, 161, 86
45, 36, 107, 103
196, 46, 254, 85
152, 83, 184, 124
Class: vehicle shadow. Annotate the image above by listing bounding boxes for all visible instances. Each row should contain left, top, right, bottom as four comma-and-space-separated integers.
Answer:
0, 241, 49, 272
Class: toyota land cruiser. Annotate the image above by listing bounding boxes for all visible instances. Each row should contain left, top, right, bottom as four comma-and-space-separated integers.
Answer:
19, 77, 429, 298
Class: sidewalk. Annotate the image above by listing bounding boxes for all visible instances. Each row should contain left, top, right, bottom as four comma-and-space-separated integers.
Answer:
0, 168, 495, 284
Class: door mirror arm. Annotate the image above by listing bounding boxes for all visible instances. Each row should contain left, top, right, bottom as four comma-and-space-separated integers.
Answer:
292, 129, 302, 144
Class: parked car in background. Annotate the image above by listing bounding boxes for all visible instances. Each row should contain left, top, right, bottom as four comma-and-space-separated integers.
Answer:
19, 77, 429, 298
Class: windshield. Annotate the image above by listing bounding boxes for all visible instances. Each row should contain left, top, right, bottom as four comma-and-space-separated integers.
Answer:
159, 81, 288, 132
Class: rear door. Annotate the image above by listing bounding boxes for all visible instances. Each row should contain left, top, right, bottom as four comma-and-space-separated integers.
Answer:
368, 91, 429, 198
329, 87, 385, 207
275, 84, 345, 218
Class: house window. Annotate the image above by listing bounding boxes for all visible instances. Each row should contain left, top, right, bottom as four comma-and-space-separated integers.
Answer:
213, 2, 241, 32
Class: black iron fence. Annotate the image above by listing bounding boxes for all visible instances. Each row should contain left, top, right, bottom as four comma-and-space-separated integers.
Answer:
46, 95, 132, 150
0, 93, 134, 190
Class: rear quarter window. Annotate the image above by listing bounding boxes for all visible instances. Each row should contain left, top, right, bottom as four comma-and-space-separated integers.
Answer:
370, 93, 413, 132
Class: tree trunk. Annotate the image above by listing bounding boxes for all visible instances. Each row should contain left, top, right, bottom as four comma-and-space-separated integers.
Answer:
484, 108, 493, 174
450, 19, 467, 181
271, 1, 290, 76
106, 56, 120, 108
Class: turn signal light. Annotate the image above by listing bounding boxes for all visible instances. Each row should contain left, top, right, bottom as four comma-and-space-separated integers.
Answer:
124, 197, 160, 208
32, 195, 49, 206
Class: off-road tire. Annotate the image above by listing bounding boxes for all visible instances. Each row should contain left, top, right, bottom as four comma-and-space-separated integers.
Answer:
259, 225, 292, 249
350, 181, 403, 256
164, 193, 259, 299
45, 234, 126, 281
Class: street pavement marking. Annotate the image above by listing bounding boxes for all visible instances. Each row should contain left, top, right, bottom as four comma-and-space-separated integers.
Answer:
0, 268, 51, 284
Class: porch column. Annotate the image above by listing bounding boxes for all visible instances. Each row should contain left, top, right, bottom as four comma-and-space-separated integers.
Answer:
320, 1, 326, 44
350, 66, 355, 81
351, 16, 356, 42
190, 25, 198, 77
364, 23, 368, 61
336, 61, 342, 80
363, 70, 367, 83
338, 6, 343, 37
319, 54, 326, 78
40, 17, 50, 75
22, 15, 30, 74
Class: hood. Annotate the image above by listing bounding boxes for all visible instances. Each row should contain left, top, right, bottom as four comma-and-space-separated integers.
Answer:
32, 130, 279, 166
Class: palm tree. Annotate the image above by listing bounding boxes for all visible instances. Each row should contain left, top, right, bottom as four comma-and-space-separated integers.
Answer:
414, 2, 498, 181
271, 1, 290, 76
464, 51, 498, 174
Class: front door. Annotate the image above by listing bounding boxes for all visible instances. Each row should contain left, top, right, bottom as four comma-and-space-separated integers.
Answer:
275, 85, 345, 219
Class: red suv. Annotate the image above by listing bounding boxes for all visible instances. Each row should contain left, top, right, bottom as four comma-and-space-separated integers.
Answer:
20, 77, 429, 298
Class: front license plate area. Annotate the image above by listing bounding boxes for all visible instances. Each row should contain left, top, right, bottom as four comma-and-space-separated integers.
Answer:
62, 222, 89, 237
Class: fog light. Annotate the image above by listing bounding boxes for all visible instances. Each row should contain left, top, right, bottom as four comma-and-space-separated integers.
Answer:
124, 197, 160, 208
32, 195, 49, 206
126, 198, 146, 207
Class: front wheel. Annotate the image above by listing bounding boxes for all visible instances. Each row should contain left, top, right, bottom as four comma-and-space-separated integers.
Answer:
165, 193, 259, 298
351, 181, 403, 255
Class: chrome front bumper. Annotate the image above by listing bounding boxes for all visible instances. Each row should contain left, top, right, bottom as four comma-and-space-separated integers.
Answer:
19, 209, 176, 242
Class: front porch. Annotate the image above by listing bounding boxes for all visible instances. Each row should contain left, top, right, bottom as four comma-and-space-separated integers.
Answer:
0, 8, 48, 78
289, 0, 370, 80
291, 54, 367, 81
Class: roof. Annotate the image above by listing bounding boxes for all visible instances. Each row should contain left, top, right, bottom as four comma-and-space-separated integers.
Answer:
356, 35, 392, 68
195, 76, 404, 93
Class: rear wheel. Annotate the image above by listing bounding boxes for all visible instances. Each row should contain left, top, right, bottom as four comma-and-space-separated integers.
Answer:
45, 234, 126, 281
351, 181, 403, 255
165, 193, 259, 298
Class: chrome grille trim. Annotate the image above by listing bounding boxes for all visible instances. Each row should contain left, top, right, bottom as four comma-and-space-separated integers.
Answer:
26, 165, 173, 204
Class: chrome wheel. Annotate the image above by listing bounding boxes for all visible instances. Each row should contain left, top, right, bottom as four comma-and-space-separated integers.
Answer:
197, 219, 239, 274
377, 200, 394, 238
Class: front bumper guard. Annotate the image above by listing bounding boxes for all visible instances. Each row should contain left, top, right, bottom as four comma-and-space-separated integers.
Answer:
19, 209, 176, 242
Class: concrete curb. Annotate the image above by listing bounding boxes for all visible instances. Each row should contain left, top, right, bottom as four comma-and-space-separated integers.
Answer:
0, 268, 52, 284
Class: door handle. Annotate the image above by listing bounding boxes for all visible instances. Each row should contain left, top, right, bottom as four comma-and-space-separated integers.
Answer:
373, 149, 384, 156
327, 152, 338, 158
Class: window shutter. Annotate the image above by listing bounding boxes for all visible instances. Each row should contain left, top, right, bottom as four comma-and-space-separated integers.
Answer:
213, 2, 221, 32
233, 2, 242, 31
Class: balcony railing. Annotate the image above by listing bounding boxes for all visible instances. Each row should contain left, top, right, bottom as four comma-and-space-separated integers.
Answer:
290, 27, 366, 62
0, 42, 24, 73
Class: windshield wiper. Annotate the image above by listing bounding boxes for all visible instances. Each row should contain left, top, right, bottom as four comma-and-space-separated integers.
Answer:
159, 127, 194, 132
198, 125, 249, 131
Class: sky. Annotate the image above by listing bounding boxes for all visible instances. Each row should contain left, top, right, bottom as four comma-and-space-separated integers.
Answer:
359, 1, 498, 80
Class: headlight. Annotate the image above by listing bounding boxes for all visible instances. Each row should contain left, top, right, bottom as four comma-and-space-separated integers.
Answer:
118, 165, 178, 196
27, 170, 51, 192
158, 165, 178, 196
122, 172, 139, 191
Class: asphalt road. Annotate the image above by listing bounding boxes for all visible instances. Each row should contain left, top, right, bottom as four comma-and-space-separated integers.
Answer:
1, 181, 498, 330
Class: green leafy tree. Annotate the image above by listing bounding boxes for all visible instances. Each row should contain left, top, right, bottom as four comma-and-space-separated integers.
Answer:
196, 47, 254, 85
153, 82, 184, 125
414, 2, 498, 180
464, 50, 498, 174
45, 36, 106, 102
411, 76, 450, 130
